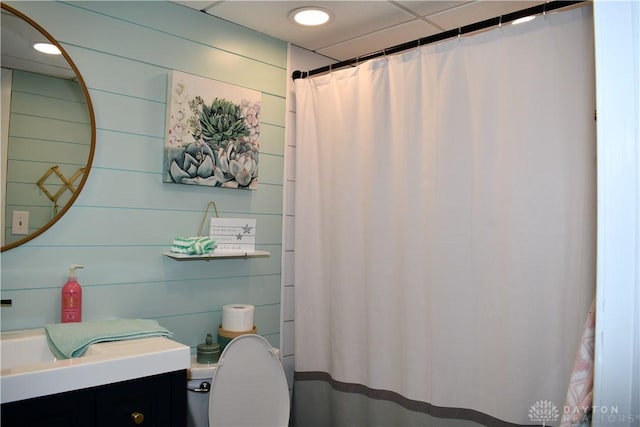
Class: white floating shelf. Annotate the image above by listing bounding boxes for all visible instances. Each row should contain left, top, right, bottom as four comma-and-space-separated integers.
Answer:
163, 250, 270, 261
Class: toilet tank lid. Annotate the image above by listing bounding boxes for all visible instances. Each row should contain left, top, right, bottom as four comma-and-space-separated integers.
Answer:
188, 348, 281, 380
189, 355, 217, 380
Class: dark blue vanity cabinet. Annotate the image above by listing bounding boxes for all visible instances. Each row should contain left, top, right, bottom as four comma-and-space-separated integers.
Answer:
1, 370, 186, 427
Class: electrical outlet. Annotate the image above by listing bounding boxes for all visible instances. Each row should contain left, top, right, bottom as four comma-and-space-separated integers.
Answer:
12, 211, 29, 235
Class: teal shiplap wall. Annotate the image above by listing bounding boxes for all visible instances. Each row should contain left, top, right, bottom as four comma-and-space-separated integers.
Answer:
4, 70, 91, 245
0, 1, 287, 352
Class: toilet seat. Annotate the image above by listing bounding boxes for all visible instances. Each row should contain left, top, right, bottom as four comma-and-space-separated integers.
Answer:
208, 334, 289, 427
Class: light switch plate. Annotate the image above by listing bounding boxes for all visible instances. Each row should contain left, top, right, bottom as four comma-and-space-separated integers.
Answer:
12, 211, 29, 235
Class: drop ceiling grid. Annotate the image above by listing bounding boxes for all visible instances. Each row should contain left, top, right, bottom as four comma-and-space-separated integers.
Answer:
173, 1, 550, 61
316, 19, 441, 60
205, 1, 421, 52
423, 1, 544, 31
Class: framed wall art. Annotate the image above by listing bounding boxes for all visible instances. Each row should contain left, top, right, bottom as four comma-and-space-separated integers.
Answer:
164, 71, 261, 189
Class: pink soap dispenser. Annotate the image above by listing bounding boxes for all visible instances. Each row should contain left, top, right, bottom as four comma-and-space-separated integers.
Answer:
61, 264, 84, 323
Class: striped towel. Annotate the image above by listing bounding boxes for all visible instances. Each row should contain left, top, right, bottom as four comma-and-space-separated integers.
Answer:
560, 299, 595, 427
170, 236, 216, 255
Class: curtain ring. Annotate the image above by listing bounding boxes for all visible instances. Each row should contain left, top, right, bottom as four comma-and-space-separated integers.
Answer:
498, 15, 502, 28
457, 27, 462, 41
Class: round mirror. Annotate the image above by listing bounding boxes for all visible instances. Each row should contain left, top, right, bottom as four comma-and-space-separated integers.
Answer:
1, 3, 95, 251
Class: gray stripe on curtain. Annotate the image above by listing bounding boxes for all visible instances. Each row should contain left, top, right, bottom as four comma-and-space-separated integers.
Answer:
293, 372, 541, 427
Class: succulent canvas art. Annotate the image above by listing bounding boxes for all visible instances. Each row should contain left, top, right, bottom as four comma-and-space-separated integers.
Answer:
164, 71, 261, 189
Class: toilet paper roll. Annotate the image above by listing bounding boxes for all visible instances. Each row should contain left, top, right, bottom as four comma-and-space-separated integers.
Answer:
222, 304, 255, 332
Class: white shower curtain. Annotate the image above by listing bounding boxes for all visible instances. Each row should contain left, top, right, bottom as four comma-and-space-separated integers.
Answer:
294, 5, 595, 426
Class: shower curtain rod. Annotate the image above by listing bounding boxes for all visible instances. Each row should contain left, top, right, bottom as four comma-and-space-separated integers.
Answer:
292, 0, 584, 80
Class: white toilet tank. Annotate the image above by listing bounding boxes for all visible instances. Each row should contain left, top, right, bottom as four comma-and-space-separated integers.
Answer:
187, 356, 215, 427
187, 348, 283, 427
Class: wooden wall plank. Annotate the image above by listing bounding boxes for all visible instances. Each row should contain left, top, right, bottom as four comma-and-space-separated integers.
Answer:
2, 1, 287, 356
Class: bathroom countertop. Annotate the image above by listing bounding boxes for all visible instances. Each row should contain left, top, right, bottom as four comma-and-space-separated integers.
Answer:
1, 330, 190, 403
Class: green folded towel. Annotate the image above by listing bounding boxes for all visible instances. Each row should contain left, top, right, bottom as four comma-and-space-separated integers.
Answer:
170, 236, 216, 255
45, 319, 173, 359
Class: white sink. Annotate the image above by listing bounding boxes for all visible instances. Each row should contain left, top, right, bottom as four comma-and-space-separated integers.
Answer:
0, 328, 190, 404
1, 328, 57, 371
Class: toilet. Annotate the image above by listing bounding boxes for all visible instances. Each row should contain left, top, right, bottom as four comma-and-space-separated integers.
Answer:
187, 334, 289, 427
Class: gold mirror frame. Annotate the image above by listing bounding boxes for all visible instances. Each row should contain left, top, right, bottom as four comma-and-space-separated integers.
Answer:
1, 3, 96, 252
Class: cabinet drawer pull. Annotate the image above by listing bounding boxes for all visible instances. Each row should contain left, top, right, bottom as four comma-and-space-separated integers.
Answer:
131, 411, 145, 424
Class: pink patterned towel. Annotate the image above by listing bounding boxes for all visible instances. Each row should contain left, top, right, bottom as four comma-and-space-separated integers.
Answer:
560, 299, 595, 427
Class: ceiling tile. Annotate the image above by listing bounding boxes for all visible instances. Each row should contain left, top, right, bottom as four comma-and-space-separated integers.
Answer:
427, 1, 544, 31
205, 1, 418, 51
397, 1, 472, 20
317, 20, 441, 61
172, 1, 218, 12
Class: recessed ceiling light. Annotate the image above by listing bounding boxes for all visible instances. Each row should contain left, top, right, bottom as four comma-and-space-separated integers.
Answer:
512, 15, 535, 25
33, 42, 61, 55
290, 7, 331, 26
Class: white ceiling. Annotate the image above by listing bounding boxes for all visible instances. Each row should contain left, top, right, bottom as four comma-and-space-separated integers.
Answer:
1, 8, 75, 79
173, 1, 548, 62
2, 1, 569, 81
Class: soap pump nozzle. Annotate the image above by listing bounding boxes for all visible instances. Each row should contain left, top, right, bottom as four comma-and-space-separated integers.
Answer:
68, 264, 84, 280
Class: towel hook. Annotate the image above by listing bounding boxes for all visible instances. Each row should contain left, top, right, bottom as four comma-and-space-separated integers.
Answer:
198, 201, 219, 237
